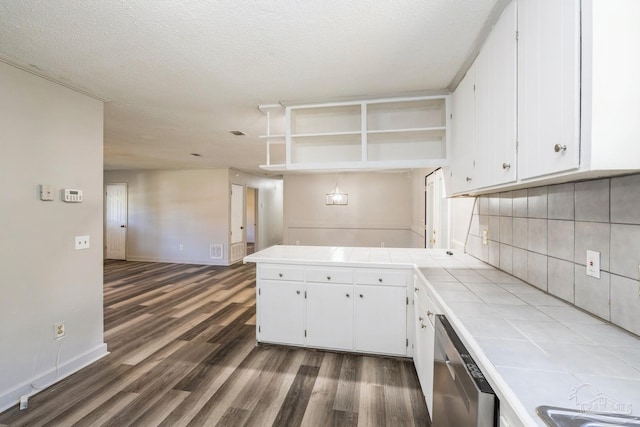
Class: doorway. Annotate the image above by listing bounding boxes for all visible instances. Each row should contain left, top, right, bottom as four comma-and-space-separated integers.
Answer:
230, 183, 246, 264
105, 183, 127, 260
246, 187, 258, 255
425, 169, 450, 249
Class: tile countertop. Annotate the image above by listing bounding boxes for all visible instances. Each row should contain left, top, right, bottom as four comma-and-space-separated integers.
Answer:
244, 246, 640, 426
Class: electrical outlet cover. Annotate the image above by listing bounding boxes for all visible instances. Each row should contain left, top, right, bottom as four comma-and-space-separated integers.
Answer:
586, 250, 601, 279
55, 321, 66, 339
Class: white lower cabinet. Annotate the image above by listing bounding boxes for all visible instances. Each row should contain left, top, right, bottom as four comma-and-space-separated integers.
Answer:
355, 284, 407, 355
414, 294, 436, 416
256, 264, 409, 357
306, 283, 353, 350
258, 280, 305, 345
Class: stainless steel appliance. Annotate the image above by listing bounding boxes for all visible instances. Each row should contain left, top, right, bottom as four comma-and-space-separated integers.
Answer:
433, 315, 497, 427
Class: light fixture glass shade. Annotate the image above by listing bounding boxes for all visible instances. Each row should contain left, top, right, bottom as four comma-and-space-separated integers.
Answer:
326, 186, 348, 205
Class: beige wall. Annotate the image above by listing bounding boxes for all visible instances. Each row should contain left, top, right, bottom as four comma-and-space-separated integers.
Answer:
283, 171, 427, 248
103, 168, 283, 264
0, 61, 106, 411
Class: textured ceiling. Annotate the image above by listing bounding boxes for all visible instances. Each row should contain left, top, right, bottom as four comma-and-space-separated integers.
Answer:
0, 0, 498, 173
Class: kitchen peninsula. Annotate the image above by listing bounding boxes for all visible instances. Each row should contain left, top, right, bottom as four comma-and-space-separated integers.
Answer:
244, 245, 640, 427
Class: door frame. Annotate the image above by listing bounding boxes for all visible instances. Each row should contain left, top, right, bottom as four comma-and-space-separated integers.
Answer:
246, 186, 259, 251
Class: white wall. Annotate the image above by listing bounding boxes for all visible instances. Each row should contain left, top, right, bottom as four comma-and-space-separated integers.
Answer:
0, 61, 107, 411
103, 169, 283, 264
449, 197, 475, 251
283, 171, 425, 248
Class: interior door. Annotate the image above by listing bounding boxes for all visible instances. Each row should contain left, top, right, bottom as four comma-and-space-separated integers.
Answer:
105, 183, 127, 260
230, 183, 246, 263
426, 174, 440, 248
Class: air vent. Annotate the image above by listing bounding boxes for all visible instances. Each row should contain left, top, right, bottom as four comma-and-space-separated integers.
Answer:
229, 130, 246, 136
210, 244, 223, 260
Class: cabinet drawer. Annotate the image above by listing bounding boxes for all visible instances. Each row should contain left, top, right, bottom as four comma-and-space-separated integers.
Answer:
356, 269, 408, 286
306, 268, 354, 284
259, 264, 305, 281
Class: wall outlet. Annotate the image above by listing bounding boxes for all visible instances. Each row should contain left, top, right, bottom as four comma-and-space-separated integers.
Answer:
54, 321, 66, 340
586, 250, 601, 279
39, 184, 54, 201
75, 235, 90, 250
482, 229, 488, 245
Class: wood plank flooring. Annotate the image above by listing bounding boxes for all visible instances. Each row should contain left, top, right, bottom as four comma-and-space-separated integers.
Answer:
0, 260, 429, 427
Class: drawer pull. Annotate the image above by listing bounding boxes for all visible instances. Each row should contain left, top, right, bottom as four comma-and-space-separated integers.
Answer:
296, 290, 300, 295
414, 287, 419, 292
421, 323, 426, 329
427, 311, 433, 317
378, 278, 383, 283
346, 293, 350, 298
359, 294, 364, 298
326, 276, 331, 280
278, 273, 283, 278
418, 316, 424, 321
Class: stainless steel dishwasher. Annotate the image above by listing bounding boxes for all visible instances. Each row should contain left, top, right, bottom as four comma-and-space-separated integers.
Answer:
432, 315, 498, 427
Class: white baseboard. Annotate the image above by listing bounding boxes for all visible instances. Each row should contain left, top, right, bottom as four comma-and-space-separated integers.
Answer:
0, 343, 108, 413
125, 256, 229, 266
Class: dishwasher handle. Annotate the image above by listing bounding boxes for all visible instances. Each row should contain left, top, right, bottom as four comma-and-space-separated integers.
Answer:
445, 355, 456, 381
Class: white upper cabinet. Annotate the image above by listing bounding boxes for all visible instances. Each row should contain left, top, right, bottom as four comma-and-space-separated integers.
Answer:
449, 0, 640, 195
475, 0, 517, 187
450, 65, 476, 194
517, 0, 581, 180
260, 96, 451, 171
449, 1, 517, 193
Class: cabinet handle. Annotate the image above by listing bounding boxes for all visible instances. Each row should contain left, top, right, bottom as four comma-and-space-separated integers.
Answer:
418, 316, 424, 321
414, 287, 419, 292
278, 273, 283, 278
359, 294, 364, 298
296, 290, 300, 295
421, 323, 426, 329
427, 310, 433, 317
326, 276, 331, 281
346, 293, 350, 298
554, 144, 567, 153
465, 176, 472, 182
378, 278, 383, 283
502, 162, 511, 170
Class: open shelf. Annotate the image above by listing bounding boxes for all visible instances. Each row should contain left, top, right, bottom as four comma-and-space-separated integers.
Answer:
260, 96, 450, 170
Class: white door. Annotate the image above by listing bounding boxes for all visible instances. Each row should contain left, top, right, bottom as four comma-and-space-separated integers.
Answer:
306, 283, 354, 350
517, 0, 580, 179
105, 183, 127, 260
257, 281, 305, 345
230, 184, 245, 263
354, 285, 406, 356
426, 175, 439, 249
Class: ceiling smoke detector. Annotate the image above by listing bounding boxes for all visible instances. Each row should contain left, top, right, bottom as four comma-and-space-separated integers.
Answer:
229, 130, 246, 136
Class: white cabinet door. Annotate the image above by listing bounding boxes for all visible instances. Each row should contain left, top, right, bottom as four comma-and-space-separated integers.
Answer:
517, 0, 580, 179
475, 0, 517, 188
257, 281, 304, 345
355, 285, 407, 356
306, 283, 354, 350
414, 296, 436, 417
450, 64, 476, 194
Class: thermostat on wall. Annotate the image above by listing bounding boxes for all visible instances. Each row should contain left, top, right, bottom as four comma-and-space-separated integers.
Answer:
63, 189, 83, 203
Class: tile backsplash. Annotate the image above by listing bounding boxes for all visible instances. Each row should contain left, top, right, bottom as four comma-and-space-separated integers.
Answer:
466, 174, 640, 337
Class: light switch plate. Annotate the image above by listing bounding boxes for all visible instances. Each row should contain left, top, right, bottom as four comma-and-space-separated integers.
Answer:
586, 250, 601, 279
75, 235, 90, 250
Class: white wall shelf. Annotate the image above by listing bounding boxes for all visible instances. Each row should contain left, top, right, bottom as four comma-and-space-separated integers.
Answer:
259, 96, 450, 171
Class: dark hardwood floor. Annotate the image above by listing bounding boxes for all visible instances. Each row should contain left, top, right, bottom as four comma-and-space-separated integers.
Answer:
0, 260, 429, 426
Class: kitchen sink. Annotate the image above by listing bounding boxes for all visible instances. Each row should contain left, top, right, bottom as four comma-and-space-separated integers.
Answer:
537, 405, 640, 426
